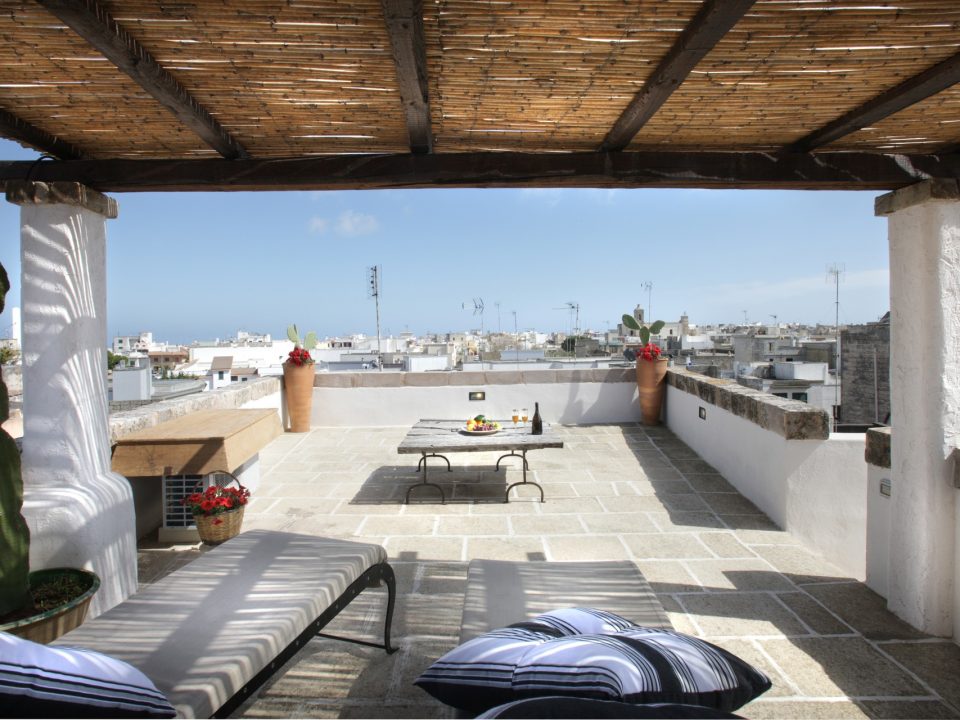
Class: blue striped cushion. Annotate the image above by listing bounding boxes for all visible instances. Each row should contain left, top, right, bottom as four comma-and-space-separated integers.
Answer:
415, 609, 770, 714
0, 632, 175, 718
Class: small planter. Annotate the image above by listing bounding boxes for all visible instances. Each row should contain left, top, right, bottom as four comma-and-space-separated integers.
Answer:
195, 506, 245, 545
636, 358, 669, 426
0, 568, 100, 644
283, 361, 315, 432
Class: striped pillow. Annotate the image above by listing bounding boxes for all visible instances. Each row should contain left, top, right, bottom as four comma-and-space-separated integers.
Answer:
0, 632, 175, 718
415, 610, 770, 714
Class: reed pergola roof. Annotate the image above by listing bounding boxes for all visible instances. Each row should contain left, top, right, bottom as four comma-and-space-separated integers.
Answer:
1, 0, 960, 191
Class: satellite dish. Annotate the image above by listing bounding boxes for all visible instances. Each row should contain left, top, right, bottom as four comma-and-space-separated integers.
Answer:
623, 348, 636, 362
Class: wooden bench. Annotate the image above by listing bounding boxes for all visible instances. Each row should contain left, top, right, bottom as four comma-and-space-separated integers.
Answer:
460, 559, 670, 643
53, 530, 396, 719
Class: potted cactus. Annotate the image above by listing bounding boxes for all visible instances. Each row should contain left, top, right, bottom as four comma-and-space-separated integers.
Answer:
622, 313, 668, 425
0, 262, 99, 642
283, 324, 317, 432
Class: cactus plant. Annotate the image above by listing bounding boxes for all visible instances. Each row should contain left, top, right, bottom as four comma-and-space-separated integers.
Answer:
0, 261, 30, 616
286, 324, 317, 351
622, 314, 665, 347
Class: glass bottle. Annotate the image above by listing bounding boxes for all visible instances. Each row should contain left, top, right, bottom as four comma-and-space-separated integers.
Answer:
531, 402, 543, 435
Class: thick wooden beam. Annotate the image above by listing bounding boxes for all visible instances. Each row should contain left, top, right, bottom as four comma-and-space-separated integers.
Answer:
381, 0, 432, 154
1, 151, 957, 192
601, 0, 756, 152
789, 51, 960, 153
0, 108, 84, 160
35, 0, 248, 160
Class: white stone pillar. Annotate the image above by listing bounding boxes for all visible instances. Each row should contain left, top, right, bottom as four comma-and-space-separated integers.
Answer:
876, 180, 960, 637
8, 182, 136, 618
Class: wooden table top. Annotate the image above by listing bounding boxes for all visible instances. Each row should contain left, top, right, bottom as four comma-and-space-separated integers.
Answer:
397, 419, 563, 454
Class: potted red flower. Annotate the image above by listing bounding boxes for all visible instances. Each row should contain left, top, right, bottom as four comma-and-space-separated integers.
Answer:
283, 324, 317, 432
182, 483, 250, 545
623, 314, 668, 425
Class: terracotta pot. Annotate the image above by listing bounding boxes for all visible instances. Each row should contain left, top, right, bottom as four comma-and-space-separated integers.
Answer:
635, 357, 668, 426
0, 568, 100, 644
283, 361, 315, 432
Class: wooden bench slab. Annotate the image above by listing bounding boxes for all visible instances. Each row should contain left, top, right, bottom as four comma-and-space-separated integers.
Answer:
54, 530, 396, 718
111, 408, 281, 476
460, 559, 670, 644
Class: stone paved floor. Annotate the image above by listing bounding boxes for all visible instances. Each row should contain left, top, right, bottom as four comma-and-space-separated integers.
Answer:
137, 424, 960, 719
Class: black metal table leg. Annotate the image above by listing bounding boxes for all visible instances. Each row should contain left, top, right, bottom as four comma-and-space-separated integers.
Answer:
504, 449, 544, 503
496, 450, 529, 471
406, 451, 447, 503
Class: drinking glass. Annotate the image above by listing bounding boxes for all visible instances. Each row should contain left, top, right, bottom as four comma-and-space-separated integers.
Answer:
511, 409, 519, 426
521, 407, 529, 425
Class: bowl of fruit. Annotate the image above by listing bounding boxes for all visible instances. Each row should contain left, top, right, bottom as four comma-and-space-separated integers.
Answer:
462, 415, 501, 435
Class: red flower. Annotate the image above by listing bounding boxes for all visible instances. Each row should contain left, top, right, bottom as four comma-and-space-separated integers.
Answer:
200, 499, 215, 512
639, 342, 662, 362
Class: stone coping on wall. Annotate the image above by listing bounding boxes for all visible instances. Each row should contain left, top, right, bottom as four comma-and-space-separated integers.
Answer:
109, 376, 280, 444
666, 367, 830, 440
865, 426, 892, 469
311, 367, 636, 388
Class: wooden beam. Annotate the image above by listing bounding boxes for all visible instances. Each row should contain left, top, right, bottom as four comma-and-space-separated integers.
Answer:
789, 51, 960, 153
1, 151, 957, 192
35, 0, 248, 160
0, 108, 84, 160
381, 0, 432, 154
601, 0, 756, 152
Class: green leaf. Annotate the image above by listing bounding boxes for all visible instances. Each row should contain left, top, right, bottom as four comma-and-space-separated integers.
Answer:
303, 331, 318, 350
639, 327, 650, 345
286, 325, 300, 345
622, 314, 640, 330
649, 320, 666, 335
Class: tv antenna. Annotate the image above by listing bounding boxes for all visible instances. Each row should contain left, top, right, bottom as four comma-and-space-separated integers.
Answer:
367, 265, 382, 371
554, 301, 580, 336
642, 281, 653, 322
827, 263, 845, 426
461, 297, 485, 362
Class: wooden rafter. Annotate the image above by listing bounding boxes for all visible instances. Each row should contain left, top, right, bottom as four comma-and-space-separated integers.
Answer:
381, 0, 432, 154
35, 0, 249, 160
789, 51, 960, 153
0, 108, 84, 160
2, 151, 958, 193
601, 0, 756, 152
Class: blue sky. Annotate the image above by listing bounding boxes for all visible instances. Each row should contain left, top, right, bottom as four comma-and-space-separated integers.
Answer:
0, 138, 889, 345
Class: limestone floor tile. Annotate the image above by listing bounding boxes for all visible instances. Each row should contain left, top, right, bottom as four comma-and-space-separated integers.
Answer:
708, 638, 796, 698
856, 699, 960, 719
391, 593, 464, 637
660, 493, 712, 512
671, 457, 719, 474
536, 496, 605, 514
701, 492, 765, 515
411, 561, 468, 596
752, 545, 853, 585
759, 637, 929, 698
465, 536, 547, 561
685, 558, 795, 592
649, 510, 727, 532
622, 532, 713, 560
361, 515, 438, 536
633, 559, 703, 594
880, 640, 960, 710
546, 535, 631, 561
741, 699, 871, 719
775, 591, 856, 636
685, 473, 738, 493
579, 512, 658, 534
657, 595, 700, 635
698, 531, 758, 558
679, 592, 810, 637
570, 481, 619, 496
803, 582, 930, 641
385, 536, 464, 562
435, 516, 510, 536
284, 514, 365, 537
597, 495, 668, 513
510, 514, 587, 535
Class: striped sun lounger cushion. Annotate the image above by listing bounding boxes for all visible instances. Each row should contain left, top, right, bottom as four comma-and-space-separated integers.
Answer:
415, 608, 771, 714
476, 696, 745, 718
0, 632, 175, 718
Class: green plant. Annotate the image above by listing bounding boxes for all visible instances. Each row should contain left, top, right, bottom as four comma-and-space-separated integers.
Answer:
0, 261, 30, 617
286, 324, 317, 351
0, 346, 18, 365
622, 314, 665, 346
106, 350, 125, 370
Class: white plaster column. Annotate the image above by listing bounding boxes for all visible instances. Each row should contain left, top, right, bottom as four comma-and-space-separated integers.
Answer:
876, 180, 960, 637
8, 181, 136, 618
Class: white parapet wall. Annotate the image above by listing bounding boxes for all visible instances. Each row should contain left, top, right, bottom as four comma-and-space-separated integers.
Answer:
309, 369, 639, 427
665, 369, 869, 580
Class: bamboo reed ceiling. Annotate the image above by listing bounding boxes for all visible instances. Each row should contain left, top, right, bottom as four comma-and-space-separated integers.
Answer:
0, 0, 959, 191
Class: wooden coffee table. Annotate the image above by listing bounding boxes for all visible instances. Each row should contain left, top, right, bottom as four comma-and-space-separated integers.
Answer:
397, 419, 563, 504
